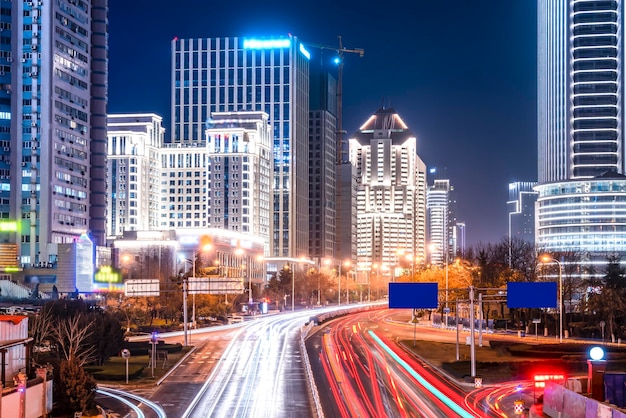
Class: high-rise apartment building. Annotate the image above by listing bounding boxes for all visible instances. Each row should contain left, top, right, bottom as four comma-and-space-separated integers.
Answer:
309, 70, 337, 263
158, 141, 207, 230
204, 111, 272, 251
4, 1, 108, 267
349, 107, 427, 278
107, 111, 273, 253
171, 36, 310, 258
536, 1, 626, 264
106, 114, 164, 237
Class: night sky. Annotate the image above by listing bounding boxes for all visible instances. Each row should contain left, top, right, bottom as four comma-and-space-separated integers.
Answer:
107, 0, 538, 247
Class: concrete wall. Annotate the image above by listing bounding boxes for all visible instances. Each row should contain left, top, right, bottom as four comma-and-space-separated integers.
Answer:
543, 382, 626, 418
2, 379, 52, 418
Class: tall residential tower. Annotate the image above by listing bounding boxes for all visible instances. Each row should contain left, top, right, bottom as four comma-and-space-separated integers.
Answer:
349, 107, 427, 279
7, 0, 108, 267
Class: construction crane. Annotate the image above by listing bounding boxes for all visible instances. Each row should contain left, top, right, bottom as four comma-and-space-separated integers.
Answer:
308, 36, 364, 163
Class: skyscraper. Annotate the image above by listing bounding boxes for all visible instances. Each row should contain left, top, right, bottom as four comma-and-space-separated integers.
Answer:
427, 178, 452, 266
171, 36, 310, 258
309, 70, 337, 263
6, 1, 108, 267
349, 107, 427, 278
537, 1, 626, 265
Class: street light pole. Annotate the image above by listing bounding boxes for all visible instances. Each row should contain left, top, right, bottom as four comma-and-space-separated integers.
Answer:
248, 255, 252, 304
541, 255, 563, 343
338, 262, 342, 306
445, 246, 449, 328
182, 276, 188, 347
291, 262, 295, 312
346, 268, 350, 304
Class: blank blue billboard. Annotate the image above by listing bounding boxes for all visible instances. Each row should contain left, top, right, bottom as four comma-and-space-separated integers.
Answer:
388, 282, 439, 309
507, 282, 557, 309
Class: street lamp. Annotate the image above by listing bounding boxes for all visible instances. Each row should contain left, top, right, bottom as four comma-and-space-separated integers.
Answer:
338, 259, 350, 306
403, 252, 417, 280
254, 255, 264, 306
290, 262, 295, 311
540, 254, 563, 343
321, 258, 332, 305
180, 243, 213, 347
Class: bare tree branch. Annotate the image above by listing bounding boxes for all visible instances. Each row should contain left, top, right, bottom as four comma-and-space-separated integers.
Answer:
53, 314, 96, 367
29, 306, 55, 347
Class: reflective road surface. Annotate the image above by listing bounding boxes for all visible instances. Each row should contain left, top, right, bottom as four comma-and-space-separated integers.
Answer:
183, 309, 322, 418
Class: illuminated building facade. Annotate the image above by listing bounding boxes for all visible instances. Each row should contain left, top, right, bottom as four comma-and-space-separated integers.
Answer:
172, 35, 310, 258
507, 181, 537, 245
106, 114, 164, 237
205, 111, 272, 254
6, 1, 108, 267
158, 141, 208, 230
349, 107, 427, 277
537, 1, 626, 266
427, 178, 452, 266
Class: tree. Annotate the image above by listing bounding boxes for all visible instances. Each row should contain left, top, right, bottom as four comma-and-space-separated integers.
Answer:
57, 358, 97, 415
300, 269, 332, 305
52, 313, 96, 367
41, 299, 124, 366
264, 268, 292, 309
586, 255, 626, 341
88, 311, 125, 366
29, 305, 55, 358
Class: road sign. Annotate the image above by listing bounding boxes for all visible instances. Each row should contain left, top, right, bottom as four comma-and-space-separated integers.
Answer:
507, 282, 557, 309
474, 377, 483, 388
124, 279, 160, 297
388, 282, 438, 309
120, 349, 130, 359
188, 277, 244, 294
443, 307, 450, 314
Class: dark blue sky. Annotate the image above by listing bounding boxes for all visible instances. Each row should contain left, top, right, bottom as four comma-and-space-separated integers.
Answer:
108, 1, 538, 246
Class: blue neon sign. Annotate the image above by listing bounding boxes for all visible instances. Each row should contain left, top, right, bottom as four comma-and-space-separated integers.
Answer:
243, 38, 290, 50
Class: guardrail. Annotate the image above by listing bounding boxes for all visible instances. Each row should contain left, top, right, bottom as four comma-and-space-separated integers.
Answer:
300, 302, 387, 418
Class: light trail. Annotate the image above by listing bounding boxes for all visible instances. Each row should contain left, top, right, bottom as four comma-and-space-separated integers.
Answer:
368, 330, 477, 418
97, 387, 168, 418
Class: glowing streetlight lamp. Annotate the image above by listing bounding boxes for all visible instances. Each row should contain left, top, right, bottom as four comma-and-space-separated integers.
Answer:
540, 254, 563, 343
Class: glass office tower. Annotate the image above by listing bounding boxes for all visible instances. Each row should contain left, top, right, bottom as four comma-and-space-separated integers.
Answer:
536, 0, 626, 268
172, 36, 310, 257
